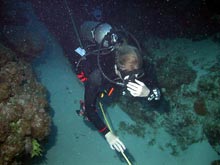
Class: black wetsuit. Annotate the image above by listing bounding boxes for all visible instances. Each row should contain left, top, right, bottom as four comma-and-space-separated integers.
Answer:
72, 49, 160, 136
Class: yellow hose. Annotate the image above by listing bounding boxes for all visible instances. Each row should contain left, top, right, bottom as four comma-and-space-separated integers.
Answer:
99, 102, 132, 165
99, 102, 113, 132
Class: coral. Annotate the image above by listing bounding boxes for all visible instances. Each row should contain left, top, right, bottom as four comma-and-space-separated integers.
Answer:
117, 97, 156, 125
0, 43, 51, 164
1, 135, 24, 163
193, 98, 207, 116
0, 104, 23, 122
0, 44, 15, 67
197, 71, 220, 100
211, 160, 220, 165
203, 116, 220, 155
0, 117, 10, 142
31, 139, 42, 158
0, 82, 11, 102
118, 121, 146, 138
196, 63, 220, 154
163, 108, 203, 152
24, 137, 32, 154
164, 142, 180, 156
155, 55, 197, 95
31, 112, 51, 140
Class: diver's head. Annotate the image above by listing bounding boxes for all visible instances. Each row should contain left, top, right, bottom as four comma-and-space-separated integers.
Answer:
114, 44, 144, 84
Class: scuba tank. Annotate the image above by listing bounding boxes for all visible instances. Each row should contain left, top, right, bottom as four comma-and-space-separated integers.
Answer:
76, 21, 142, 87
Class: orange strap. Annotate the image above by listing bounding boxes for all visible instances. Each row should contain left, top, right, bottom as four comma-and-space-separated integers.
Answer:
108, 87, 114, 96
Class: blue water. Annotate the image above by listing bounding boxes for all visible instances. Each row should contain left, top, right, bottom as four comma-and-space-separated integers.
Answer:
5, 1, 219, 164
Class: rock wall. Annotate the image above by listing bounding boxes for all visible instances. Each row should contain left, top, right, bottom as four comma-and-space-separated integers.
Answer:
0, 43, 51, 164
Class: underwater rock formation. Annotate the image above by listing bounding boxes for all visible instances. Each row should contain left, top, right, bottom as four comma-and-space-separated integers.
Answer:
2, 26, 45, 60
0, 43, 51, 164
0, 0, 46, 60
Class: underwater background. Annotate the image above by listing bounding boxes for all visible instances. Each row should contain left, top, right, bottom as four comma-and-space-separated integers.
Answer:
0, 0, 220, 164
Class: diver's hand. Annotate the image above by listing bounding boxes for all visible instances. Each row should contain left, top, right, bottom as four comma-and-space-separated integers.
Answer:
127, 79, 150, 97
105, 132, 126, 152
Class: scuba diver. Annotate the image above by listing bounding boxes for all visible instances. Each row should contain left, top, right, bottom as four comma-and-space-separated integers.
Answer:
72, 21, 161, 153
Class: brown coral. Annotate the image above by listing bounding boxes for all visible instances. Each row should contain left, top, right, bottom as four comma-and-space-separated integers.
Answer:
155, 55, 197, 95
0, 82, 11, 102
0, 117, 10, 142
0, 43, 51, 164
193, 98, 207, 116
0, 44, 15, 67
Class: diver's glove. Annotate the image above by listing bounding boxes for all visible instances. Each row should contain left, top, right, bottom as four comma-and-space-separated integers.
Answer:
126, 79, 150, 97
105, 131, 126, 152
